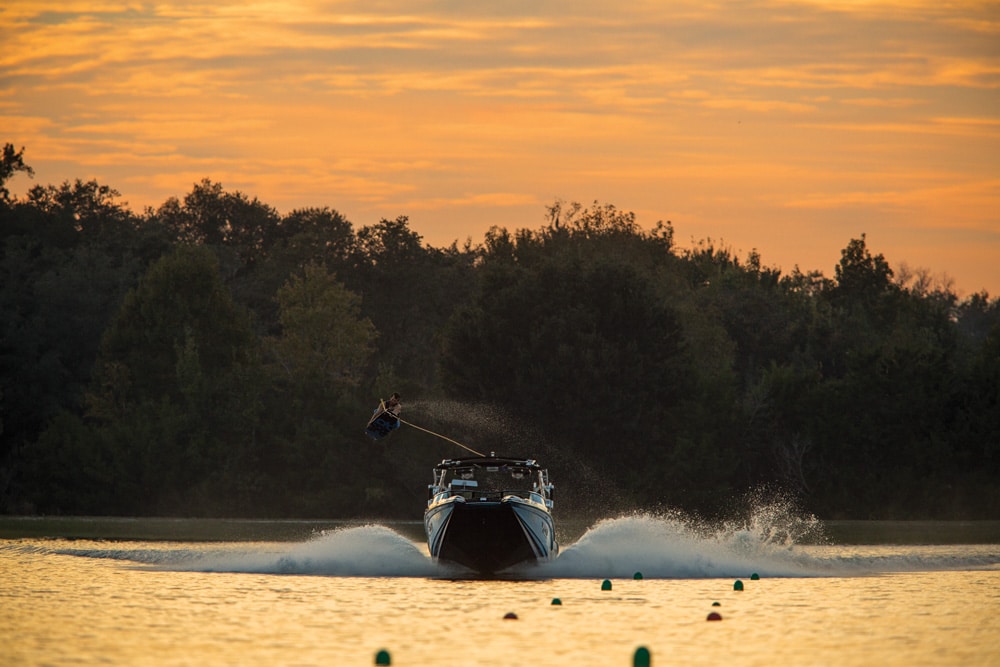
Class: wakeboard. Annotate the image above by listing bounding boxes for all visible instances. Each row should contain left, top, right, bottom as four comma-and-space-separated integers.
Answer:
365, 409, 400, 440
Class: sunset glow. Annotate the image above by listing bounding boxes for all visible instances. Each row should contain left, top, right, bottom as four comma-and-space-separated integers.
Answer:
3, 1, 998, 292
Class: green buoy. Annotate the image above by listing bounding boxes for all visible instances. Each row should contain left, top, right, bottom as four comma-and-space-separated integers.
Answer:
712, 601, 721, 607
734, 579, 744, 591
633, 571, 644, 580
751, 572, 760, 580
375, 649, 391, 666
633, 646, 651, 667
551, 597, 562, 605
601, 579, 613, 591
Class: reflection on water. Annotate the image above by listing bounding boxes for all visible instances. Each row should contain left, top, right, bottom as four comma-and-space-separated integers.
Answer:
2, 514, 999, 666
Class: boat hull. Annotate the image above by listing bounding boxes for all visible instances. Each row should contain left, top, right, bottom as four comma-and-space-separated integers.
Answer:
425, 497, 557, 574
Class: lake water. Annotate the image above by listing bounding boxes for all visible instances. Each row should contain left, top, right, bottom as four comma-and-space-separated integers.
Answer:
2, 514, 999, 666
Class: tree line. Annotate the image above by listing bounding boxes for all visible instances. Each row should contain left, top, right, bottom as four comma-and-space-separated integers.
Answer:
2, 144, 998, 519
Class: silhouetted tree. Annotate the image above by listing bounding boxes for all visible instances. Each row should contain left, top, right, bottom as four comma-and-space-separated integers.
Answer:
4, 161, 998, 519
0, 143, 34, 202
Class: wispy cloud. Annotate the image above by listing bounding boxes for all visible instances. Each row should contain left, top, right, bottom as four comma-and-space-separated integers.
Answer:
2, 0, 998, 292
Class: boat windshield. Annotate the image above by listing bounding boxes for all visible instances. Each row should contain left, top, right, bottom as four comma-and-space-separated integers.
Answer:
445, 465, 540, 497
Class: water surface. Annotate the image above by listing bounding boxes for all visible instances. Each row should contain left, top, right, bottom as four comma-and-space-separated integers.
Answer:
2, 515, 999, 666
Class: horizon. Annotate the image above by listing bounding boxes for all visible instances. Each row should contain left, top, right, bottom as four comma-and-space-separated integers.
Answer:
3, 0, 998, 295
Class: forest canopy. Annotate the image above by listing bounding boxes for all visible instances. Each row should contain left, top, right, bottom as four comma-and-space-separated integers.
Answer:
2, 144, 998, 520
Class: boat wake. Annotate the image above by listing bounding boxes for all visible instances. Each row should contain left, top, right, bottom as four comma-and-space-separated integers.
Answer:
32, 507, 999, 579
163, 525, 445, 577
31, 525, 442, 577
536, 511, 824, 579
532, 509, 1000, 579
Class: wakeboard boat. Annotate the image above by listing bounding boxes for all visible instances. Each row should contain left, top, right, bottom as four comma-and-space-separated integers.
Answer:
424, 454, 558, 574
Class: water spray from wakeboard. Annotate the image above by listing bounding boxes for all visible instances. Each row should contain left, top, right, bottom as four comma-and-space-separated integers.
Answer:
366, 397, 485, 456
371, 396, 634, 517
396, 413, 485, 457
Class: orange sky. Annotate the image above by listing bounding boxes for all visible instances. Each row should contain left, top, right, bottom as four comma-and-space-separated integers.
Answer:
3, 1, 999, 295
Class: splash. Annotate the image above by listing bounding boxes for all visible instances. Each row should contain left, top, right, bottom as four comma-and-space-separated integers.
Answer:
408, 398, 633, 514
525, 498, 1000, 579
146, 507, 830, 578
163, 525, 445, 577
26, 502, 999, 578
407, 398, 546, 458
34, 524, 444, 577
34, 502, 820, 579
532, 510, 826, 579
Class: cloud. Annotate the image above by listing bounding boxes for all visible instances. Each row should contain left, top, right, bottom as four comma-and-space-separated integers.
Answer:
401, 191, 540, 211
2, 0, 998, 293
797, 117, 1000, 137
